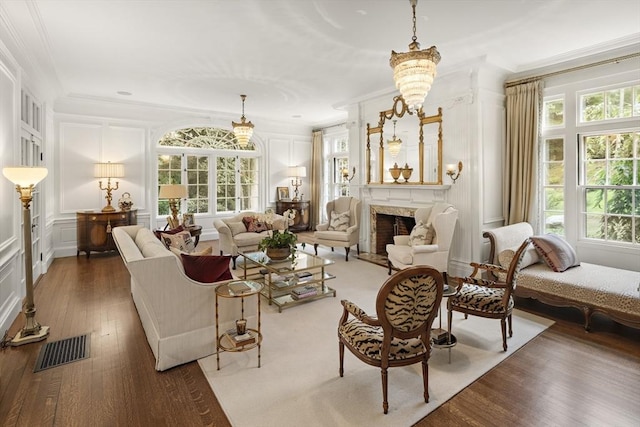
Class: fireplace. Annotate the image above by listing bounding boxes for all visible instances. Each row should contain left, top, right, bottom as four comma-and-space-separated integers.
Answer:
369, 205, 417, 256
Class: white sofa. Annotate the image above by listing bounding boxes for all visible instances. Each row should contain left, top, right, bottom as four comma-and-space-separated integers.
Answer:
483, 222, 640, 331
213, 211, 286, 268
113, 225, 252, 371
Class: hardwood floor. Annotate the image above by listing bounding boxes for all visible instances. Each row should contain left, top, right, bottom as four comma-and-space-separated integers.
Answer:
1, 250, 638, 426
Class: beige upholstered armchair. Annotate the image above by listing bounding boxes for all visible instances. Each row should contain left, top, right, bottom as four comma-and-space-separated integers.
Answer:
386, 203, 458, 280
213, 211, 286, 269
313, 197, 361, 261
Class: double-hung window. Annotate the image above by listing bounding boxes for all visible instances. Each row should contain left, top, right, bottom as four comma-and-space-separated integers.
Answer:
541, 82, 640, 246
579, 85, 639, 245
321, 128, 350, 217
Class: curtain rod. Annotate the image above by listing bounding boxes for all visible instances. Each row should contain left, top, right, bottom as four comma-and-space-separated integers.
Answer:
313, 122, 346, 133
504, 51, 640, 88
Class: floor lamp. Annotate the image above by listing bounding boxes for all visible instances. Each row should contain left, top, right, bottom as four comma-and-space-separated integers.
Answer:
3, 166, 50, 346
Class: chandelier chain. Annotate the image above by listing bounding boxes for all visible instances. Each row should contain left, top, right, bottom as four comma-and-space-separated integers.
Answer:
411, 0, 417, 43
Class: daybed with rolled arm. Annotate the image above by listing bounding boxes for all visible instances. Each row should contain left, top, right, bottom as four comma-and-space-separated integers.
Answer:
483, 222, 640, 331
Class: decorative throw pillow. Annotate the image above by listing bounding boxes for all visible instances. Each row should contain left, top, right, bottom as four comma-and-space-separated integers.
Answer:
180, 254, 233, 283
498, 244, 541, 270
154, 225, 184, 240
328, 211, 350, 231
409, 221, 434, 246
530, 234, 580, 272
242, 216, 269, 233
161, 230, 195, 253
170, 245, 213, 257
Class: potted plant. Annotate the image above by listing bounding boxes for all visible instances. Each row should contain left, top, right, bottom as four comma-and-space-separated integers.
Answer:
258, 209, 297, 260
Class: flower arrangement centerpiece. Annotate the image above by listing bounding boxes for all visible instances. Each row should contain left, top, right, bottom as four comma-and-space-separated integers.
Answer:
258, 209, 297, 260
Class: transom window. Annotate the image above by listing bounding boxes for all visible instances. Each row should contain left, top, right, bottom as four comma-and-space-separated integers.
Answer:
579, 84, 640, 123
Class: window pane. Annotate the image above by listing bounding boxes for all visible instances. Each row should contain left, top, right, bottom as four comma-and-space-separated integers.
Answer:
581, 92, 604, 122
545, 188, 564, 210
545, 138, 564, 161
544, 99, 564, 127
585, 214, 605, 239
585, 188, 604, 213
585, 160, 606, 185
606, 189, 632, 215
544, 213, 564, 235
607, 215, 632, 242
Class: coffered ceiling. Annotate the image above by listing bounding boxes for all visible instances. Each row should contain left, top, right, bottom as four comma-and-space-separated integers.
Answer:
2, 0, 639, 126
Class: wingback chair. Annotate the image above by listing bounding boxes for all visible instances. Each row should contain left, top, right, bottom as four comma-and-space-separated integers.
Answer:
447, 238, 530, 351
338, 266, 444, 414
314, 197, 361, 261
386, 203, 458, 280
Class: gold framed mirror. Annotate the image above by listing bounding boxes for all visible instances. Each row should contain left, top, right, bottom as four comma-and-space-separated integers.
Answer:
366, 96, 443, 185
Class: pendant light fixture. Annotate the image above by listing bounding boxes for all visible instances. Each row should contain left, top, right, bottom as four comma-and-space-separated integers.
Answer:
390, 0, 441, 112
387, 120, 402, 158
232, 94, 254, 147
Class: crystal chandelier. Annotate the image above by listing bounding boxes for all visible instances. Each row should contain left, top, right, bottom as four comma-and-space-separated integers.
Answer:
232, 94, 254, 147
387, 120, 402, 158
389, 0, 441, 112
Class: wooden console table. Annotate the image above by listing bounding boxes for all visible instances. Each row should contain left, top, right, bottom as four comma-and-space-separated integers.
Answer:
77, 209, 137, 257
276, 200, 310, 232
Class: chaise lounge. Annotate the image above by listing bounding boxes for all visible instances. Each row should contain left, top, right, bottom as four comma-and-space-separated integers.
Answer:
483, 222, 640, 331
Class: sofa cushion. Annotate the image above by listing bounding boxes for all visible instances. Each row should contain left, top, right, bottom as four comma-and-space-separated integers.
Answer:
530, 234, 580, 272
328, 211, 350, 231
135, 228, 170, 258
234, 231, 269, 246
226, 221, 247, 236
314, 229, 351, 242
161, 230, 195, 253
180, 254, 233, 283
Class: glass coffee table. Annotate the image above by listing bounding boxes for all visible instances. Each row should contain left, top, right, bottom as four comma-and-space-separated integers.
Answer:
238, 250, 336, 312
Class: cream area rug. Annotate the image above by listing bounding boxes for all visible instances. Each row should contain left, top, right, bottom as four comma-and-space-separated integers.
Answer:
198, 245, 554, 427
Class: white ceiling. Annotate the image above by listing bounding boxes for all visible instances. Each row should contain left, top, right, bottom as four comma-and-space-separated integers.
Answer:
3, 0, 639, 126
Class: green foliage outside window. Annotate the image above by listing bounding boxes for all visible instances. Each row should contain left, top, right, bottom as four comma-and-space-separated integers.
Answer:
583, 132, 638, 243
580, 85, 640, 123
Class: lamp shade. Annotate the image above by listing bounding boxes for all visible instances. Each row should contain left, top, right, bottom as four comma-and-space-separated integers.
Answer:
288, 166, 307, 178
159, 184, 188, 199
3, 167, 48, 186
94, 162, 125, 179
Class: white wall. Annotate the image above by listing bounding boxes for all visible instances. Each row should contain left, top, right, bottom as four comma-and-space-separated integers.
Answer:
52, 99, 313, 257
347, 58, 508, 277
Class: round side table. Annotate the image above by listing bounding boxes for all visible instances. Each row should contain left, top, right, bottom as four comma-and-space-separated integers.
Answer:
432, 283, 458, 363
215, 280, 263, 370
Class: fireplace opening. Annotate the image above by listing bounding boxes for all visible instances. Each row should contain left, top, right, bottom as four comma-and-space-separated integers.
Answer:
375, 214, 416, 255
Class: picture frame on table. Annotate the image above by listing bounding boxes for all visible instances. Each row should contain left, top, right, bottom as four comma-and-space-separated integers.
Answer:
277, 187, 290, 201
182, 213, 195, 227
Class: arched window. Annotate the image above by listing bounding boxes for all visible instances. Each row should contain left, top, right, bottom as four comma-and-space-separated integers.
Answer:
157, 127, 262, 220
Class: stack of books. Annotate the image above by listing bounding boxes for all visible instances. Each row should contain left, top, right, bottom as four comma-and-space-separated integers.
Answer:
290, 285, 318, 300
229, 281, 252, 295
224, 330, 256, 347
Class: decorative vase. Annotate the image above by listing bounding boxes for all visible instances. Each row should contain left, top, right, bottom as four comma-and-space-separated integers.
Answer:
402, 164, 413, 182
389, 163, 402, 183
266, 247, 291, 261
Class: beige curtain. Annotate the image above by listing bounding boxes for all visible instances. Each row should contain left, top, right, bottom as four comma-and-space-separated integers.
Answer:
309, 130, 323, 229
503, 81, 542, 225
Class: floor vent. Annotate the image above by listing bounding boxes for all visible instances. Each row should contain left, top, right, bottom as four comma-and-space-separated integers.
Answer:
34, 334, 90, 372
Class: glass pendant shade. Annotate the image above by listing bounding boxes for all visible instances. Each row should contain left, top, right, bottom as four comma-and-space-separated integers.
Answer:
387, 120, 402, 158
390, 0, 441, 111
232, 94, 254, 147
